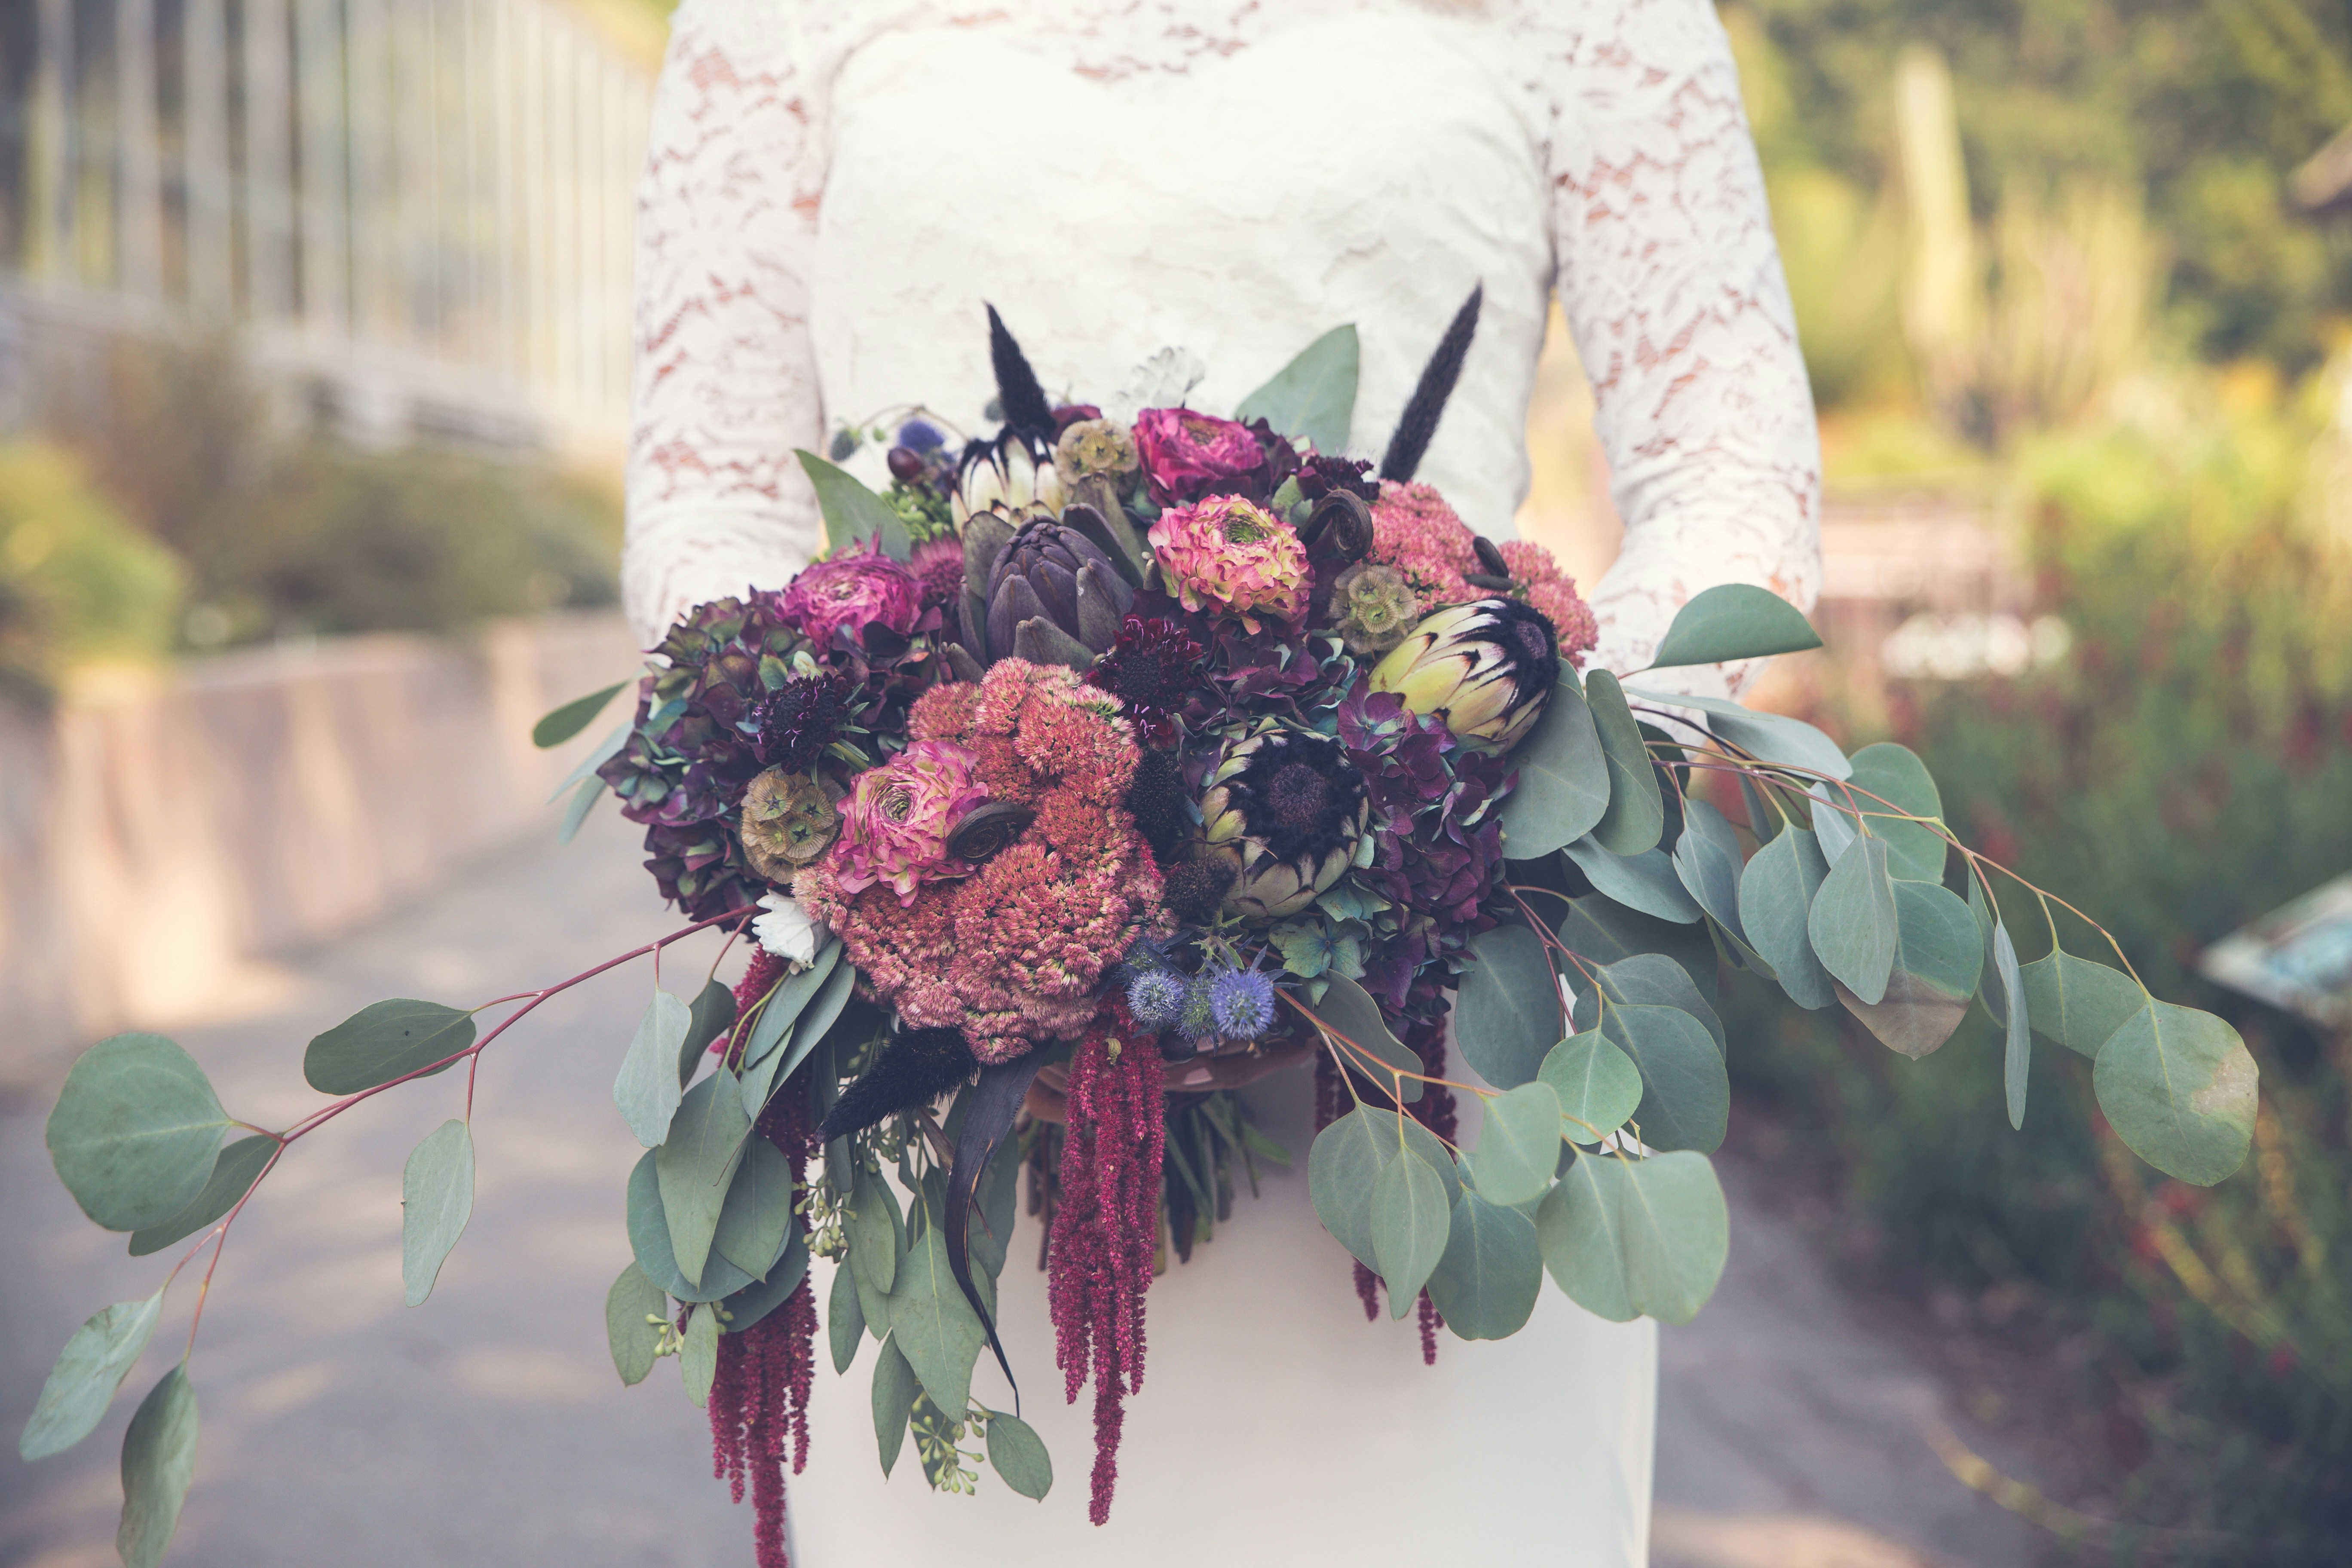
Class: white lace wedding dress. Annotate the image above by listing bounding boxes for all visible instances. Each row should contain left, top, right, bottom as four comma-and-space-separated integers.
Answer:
623, 3, 1820, 1562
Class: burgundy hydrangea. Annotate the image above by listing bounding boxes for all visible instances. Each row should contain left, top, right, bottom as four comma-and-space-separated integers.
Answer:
1084, 614, 1206, 748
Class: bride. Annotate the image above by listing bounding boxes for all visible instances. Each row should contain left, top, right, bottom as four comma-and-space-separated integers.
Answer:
622, 2, 1820, 1562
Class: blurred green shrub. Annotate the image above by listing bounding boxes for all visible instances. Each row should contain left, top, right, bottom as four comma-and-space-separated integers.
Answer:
0, 442, 183, 700
46, 334, 619, 650
1729, 405, 2352, 1557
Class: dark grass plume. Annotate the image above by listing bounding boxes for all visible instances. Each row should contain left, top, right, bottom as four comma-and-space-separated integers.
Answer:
1379, 285, 1483, 484
986, 304, 1059, 444
816, 1026, 978, 1141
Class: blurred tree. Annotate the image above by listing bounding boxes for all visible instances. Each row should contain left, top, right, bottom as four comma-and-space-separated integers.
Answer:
0, 442, 183, 701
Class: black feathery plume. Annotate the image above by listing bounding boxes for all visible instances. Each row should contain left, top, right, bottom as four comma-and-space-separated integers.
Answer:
1123, 749, 1190, 867
1379, 284, 1484, 484
943, 1054, 1044, 1415
816, 1026, 979, 1142
986, 303, 1059, 444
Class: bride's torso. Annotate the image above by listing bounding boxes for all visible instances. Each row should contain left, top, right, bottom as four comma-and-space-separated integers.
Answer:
806, 6, 1554, 535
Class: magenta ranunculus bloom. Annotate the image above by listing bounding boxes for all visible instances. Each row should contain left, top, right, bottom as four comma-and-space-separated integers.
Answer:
778, 539, 924, 647
830, 739, 989, 905
1146, 495, 1310, 632
1133, 407, 1264, 504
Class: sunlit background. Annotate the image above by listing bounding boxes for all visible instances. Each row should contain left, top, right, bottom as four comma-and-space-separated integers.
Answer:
2, 1, 2347, 1560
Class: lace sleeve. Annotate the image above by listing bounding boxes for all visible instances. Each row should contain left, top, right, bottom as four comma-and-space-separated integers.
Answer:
1521, 0, 1822, 696
622, 0, 827, 648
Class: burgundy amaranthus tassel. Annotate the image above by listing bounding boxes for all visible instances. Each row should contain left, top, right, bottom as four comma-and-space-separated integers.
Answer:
705, 984, 823, 1567
1047, 1010, 1164, 1526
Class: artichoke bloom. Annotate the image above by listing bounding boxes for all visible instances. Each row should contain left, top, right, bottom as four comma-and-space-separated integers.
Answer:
1195, 723, 1372, 923
1370, 597, 1561, 754
954, 437, 1067, 526
978, 517, 1135, 666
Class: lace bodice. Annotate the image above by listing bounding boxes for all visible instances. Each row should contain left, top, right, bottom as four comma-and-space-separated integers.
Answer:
624, 0, 1821, 694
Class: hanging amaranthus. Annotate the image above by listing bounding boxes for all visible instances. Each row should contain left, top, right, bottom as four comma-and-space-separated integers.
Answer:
1047, 1010, 1165, 1525
706, 946, 821, 1566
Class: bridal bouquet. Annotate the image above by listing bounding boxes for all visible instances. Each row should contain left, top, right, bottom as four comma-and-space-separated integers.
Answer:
28, 299, 2260, 1568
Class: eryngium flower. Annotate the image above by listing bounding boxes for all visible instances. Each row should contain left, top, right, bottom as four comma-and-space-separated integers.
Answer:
1178, 977, 1220, 1042
983, 517, 1134, 665
778, 540, 923, 648
1329, 561, 1421, 656
1208, 968, 1276, 1039
1197, 723, 1372, 922
1370, 597, 1561, 754
1125, 968, 1187, 1031
1147, 496, 1308, 632
831, 739, 989, 905
739, 768, 842, 885
954, 436, 1067, 526
1054, 419, 1140, 488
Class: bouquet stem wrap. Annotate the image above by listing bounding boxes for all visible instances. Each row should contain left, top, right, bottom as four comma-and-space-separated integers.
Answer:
1048, 1014, 1166, 1525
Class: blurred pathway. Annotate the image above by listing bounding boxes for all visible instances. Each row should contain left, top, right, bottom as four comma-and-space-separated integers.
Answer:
3, 812, 2040, 1568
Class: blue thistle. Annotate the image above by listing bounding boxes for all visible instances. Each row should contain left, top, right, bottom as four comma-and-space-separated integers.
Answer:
897, 418, 946, 452
1125, 968, 1186, 1031
1209, 969, 1277, 1040
1177, 977, 1220, 1042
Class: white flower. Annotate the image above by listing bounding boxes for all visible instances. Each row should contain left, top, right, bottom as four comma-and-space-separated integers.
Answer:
1107, 347, 1206, 424
752, 892, 826, 967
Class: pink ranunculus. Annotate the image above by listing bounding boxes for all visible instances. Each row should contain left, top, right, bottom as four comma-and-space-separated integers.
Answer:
1132, 407, 1264, 504
1146, 495, 1310, 632
829, 739, 990, 905
778, 539, 923, 647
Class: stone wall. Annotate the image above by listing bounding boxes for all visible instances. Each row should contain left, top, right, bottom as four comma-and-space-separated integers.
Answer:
0, 612, 640, 1084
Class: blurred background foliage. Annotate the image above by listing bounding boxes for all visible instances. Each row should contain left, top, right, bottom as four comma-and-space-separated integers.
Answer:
1708, 1, 2352, 1558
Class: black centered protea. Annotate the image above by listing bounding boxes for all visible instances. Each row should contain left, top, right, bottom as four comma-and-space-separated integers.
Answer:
752, 672, 852, 772
1226, 730, 1366, 863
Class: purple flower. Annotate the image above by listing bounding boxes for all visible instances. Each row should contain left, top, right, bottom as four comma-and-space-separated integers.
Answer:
1126, 969, 1187, 1030
1133, 407, 1265, 505
1208, 969, 1276, 1039
778, 541, 923, 648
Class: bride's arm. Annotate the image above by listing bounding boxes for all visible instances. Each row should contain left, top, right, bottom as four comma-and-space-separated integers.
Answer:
623, 0, 826, 647
1524, 0, 1823, 695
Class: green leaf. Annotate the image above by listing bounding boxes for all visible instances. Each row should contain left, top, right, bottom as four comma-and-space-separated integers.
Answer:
546, 719, 633, 804
1738, 827, 1836, 1010
2019, 950, 2145, 1059
680, 1304, 719, 1408
1555, 891, 1719, 1009
1466, 1083, 1563, 1207
828, 1257, 866, 1375
615, 989, 693, 1149
1425, 1190, 1543, 1341
557, 775, 604, 843
1307, 1107, 1459, 1268
1585, 671, 1665, 856
1565, 837, 1702, 925
19, 1291, 164, 1461
1994, 923, 2030, 1130
129, 1135, 275, 1257
796, 450, 913, 560
752, 959, 859, 1118
1835, 879, 1983, 1060
888, 1224, 988, 1416
47, 1033, 232, 1233
849, 1167, 904, 1298
679, 979, 738, 1089
1600, 1004, 1727, 1153
1968, 873, 2009, 1023
116, 1366, 198, 1568
1623, 688, 1852, 780
532, 680, 628, 748
1617, 1151, 1731, 1323
1669, 799, 1750, 947
605, 1263, 667, 1387
1232, 324, 1358, 454
1454, 924, 1562, 1089
401, 1119, 475, 1307
1536, 1155, 1634, 1321
624, 1149, 754, 1303
1571, 953, 1726, 1057
871, 1335, 920, 1477
1540, 1031, 1645, 1139
739, 940, 844, 1072
985, 1409, 1055, 1500
1296, 973, 1423, 1104
304, 1000, 474, 1096
1645, 583, 1823, 669
1370, 1148, 1452, 1315
656, 1072, 752, 1289
1808, 836, 1899, 1005
1810, 784, 1859, 864
1495, 673, 1611, 859
1843, 742, 1947, 882
713, 1137, 797, 1278
717, 1232, 811, 1332
2094, 1001, 2258, 1186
